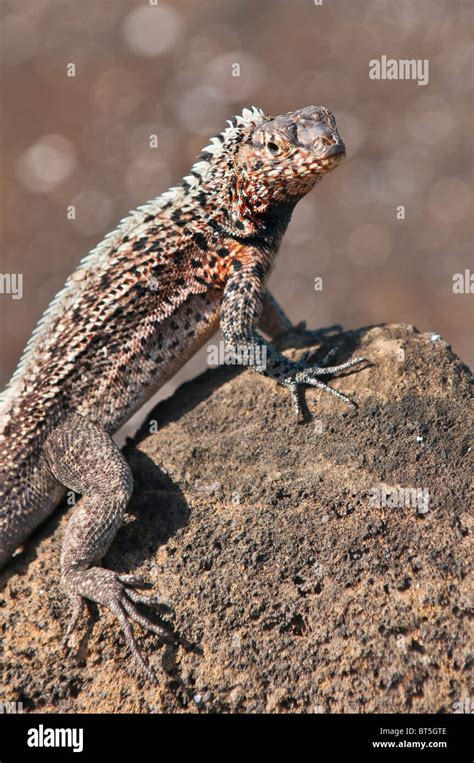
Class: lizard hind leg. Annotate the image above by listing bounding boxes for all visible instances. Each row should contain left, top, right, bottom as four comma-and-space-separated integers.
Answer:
42, 413, 168, 682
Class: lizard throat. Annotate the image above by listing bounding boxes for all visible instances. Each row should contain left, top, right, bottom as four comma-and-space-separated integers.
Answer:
219, 173, 297, 243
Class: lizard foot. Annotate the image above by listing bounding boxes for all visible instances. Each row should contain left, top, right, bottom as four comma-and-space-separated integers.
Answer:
283, 354, 369, 420
64, 567, 174, 683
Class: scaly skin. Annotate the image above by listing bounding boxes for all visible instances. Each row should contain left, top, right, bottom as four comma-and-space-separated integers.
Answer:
0, 106, 366, 680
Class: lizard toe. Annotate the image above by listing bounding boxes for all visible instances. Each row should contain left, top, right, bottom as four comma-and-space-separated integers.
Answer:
109, 598, 158, 683
118, 573, 151, 589
108, 580, 175, 683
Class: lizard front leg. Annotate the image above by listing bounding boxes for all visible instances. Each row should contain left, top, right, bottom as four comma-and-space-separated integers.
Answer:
221, 263, 367, 419
42, 412, 170, 682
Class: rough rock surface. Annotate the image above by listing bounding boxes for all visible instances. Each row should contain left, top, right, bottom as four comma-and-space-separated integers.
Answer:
1, 324, 472, 714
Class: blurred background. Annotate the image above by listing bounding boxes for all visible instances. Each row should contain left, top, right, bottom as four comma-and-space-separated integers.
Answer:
1, 0, 472, 439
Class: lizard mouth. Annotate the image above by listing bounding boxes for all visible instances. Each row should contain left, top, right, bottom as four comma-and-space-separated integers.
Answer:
313, 143, 346, 173
323, 142, 346, 159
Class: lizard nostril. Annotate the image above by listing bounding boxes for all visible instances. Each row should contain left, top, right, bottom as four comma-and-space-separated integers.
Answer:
314, 134, 335, 150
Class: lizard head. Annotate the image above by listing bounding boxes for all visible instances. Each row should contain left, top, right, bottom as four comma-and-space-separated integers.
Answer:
239, 106, 346, 207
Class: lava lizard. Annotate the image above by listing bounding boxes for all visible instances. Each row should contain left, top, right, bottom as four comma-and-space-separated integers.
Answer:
0, 105, 367, 681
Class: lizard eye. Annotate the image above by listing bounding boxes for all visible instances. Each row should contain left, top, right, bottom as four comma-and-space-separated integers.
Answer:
266, 141, 281, 156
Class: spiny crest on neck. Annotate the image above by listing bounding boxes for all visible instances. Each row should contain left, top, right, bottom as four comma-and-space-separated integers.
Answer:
183, 105, 267, 190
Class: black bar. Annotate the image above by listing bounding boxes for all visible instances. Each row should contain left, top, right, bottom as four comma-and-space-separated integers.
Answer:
0, 712, 471, 761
